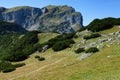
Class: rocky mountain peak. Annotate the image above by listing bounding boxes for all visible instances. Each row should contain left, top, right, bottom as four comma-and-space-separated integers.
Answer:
0, 5, 83, 33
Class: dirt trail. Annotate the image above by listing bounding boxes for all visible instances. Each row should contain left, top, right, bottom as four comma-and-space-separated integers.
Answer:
10, 58, 65, 80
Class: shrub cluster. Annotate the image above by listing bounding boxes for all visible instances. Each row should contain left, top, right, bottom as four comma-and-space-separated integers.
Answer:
36, 33, 76, 52
0, 61, 15, 73
83, 33, 101, 40
74, 48, 85, 54
38, 57, 45, 61
0, 61, 26, 73
52, 39, 74, 51
75, 47, 99, 54
1, 31, 39, 62
86, 17, 120, 32
0, 20, 26, 34
85, 47, 99, 53
35, 55, 45, 61
35, 55, 40, 58
14, 63, 26, 68
47, 33, 75, 47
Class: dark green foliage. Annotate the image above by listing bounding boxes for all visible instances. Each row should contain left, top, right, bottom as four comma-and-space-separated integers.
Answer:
0, 31, 39, 62
2, 67, 15, 73
85, 47, 99, 53
16, 31, 38, 51
75, 48, 85, 54
84, 33, 101, 40
0, 61, 15, 73
52, 39, 74, 51
35, 55, 40, 58
36, 33, 75, 52
0, 61, 25, 73
38, 57, 45, 61
47, 33, 75, 47
0, 20, 26, 34
64, 32, 76, 39
86, 17, 120, 32
0, 21, 38, 62
14, 63, 26, 68
34, 55, 45, 61
0, 33, 20, 53
3, 50, 28, 62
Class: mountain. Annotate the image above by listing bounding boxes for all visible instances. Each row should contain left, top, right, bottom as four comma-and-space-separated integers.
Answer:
0, 5, 83, 33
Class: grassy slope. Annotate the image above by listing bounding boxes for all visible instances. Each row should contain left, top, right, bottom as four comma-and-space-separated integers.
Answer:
0, 27, 120, 80
38, 33, 58, 44
3, 6, 32, 14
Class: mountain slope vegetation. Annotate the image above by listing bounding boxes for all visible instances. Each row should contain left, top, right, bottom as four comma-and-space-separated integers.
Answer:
86, 17, 120, 32
0, 16, 120, 79
0, 25, 120, 79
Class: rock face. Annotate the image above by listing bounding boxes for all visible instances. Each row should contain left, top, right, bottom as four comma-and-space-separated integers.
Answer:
0, 5, 83, 33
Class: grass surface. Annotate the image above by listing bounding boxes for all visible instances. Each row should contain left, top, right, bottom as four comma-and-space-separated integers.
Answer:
99, 26, 120, 34
3, 6, 32, 14
0, 27, 120, 80
38, 33, 58, 44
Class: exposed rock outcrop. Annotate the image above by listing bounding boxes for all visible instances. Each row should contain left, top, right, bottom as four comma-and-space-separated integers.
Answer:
0, 5, 83, 33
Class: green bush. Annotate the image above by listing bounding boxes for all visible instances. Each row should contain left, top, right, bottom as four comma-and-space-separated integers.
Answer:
0, 61, 15, 73
3, 50, 28, 62
75, 48, 85, 54
47, 33, 75, 47
86, 17, 120, 32
84, 33, 101, 40
38, 57, 45, 61
2, 67, 15, 73
14, 63, 26, 68
35, 55, 40, 58
52, 39, 74, 51
0, 31, 39, 62
85, 47, 99, 53
36, 33, 75, 52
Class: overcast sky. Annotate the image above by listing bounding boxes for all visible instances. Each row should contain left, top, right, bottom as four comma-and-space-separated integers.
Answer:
0, 0, 120, 26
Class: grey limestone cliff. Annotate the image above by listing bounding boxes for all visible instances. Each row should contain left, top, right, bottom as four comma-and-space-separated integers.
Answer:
0, 5, 83, 33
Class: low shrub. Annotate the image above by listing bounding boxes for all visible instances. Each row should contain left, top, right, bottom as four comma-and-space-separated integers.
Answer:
2, 67, 15, 73
84, 33, 101, 40
38, 57, 45, 61
75, 48, 85, 54
35, 55, 40, 58
14, 63, 25, 68
52, 39, 74, 51
0, 61, 15, 73
85, 47, 99, 53
36, 33, 75, 52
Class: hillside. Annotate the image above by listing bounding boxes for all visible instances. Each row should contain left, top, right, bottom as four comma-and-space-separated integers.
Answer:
0, 20, 26, 34
0, 26, 120, 80
0, 5, 83, 33
0, 20, 26, 54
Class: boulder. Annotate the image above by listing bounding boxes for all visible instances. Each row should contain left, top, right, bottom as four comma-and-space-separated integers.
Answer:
41, 45, 49, 53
